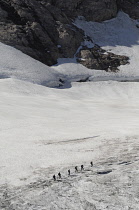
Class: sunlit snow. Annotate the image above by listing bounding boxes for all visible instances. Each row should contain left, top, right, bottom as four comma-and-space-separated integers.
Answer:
0, 12, 139, 210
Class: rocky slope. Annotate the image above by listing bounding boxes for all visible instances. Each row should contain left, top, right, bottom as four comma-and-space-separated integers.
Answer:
0, 0, 138, 66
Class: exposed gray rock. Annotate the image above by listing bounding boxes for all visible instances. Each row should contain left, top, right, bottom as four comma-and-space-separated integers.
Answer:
0, 0, 84, 65
0, 0, 138, 66
77, 45, 129, 72
54, 0, 118, 22
0, 7, 8, 20
117, 0, 139, 19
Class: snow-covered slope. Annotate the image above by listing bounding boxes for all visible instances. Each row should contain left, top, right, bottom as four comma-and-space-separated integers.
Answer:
74, 12, 139, 81
52, 12, 139, 86
0, 12, 139, 210
0, 42, 95, 88
0, 42, 61, 87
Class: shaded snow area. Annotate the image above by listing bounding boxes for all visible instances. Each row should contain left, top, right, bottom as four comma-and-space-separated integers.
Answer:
74, 12, 139, 82
0, 12, 139, 209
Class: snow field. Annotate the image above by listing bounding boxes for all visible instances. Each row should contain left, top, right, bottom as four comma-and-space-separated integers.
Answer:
0, 79, 139, 186
0, 136, 139, 210
0, 11, 139, 209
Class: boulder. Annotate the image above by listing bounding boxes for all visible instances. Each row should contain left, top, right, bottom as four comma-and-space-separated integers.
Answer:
77, 45, 129, 72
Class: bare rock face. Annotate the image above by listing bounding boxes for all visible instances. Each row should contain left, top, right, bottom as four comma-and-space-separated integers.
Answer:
0, 0, 138, 66
77, 45, 129, 72
117, 0, 139, 19
54, 0, 118, 22
0, 0, 84, 65
78, 0, 117, 22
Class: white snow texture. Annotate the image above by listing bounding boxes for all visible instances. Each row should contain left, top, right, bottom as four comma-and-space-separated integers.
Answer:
0, 12, 139, 210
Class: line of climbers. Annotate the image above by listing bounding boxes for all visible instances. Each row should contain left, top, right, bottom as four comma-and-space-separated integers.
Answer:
53, 161, 93, 181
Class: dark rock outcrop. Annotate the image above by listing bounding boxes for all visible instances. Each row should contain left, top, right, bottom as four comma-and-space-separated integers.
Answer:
0, 0, 84, 65
0, 0, 138, 66
54, 0, 118, 22
77, 45, 129, 72
117, 0, 139, 19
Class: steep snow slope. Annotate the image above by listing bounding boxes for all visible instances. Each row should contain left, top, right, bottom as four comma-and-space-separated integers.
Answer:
0, 42, 61, 87
0, 12, 139, 210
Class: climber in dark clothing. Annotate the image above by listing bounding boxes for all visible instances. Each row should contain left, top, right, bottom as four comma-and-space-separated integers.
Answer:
90, 161, 93, 167
53, 175, 56, 181
58, 172, 61, 179
81, 165, 84, 171
68, 169, 70, 176
75, 166, 78, 172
